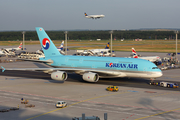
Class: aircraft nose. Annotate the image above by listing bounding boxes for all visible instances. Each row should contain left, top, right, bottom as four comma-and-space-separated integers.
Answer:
157, 72, 163, 77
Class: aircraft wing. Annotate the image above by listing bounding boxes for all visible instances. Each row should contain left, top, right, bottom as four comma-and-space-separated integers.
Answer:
17, 58, 53, 64
1, 66, 125, 77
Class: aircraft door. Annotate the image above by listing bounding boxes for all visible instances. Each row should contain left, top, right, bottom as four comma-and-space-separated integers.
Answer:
79, 58, 83, 63
143, 67, 147, 71
65, 57, 68, 62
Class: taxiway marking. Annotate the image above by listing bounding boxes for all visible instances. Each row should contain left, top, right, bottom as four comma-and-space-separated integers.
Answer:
135, 108, 180, 120
26, 91, 130, 120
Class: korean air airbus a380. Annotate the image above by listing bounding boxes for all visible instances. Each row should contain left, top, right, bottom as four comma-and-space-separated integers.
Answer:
1, 27, 162, 82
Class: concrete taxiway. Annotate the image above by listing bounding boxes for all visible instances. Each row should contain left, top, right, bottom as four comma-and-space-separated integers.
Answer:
0, 60, 180, 120
1, 43, 180, 120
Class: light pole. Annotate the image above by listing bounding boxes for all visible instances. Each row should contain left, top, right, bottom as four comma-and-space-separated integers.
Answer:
109, 30, 113, 57
174, 31, 179, 61
64, 31, 68, 55
22, 31, 26, 50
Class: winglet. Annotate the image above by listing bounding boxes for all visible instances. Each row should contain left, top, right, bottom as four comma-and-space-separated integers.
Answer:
1, 66, 5, 72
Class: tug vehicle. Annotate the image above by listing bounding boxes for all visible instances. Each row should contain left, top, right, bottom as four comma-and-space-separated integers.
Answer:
150, 81, 179, 88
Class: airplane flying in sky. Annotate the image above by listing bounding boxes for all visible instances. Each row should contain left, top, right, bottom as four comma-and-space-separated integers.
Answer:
84, 13, 105, 19
132, 48, 161, 65
2, 42, 22, 51
1, 27, 162, 83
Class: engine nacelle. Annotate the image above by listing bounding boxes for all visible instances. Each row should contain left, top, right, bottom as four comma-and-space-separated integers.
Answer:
51, 71, 68, 81
82, 73, 99, 82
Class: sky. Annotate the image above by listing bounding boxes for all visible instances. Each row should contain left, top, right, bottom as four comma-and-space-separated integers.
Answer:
0, 0, 180, 31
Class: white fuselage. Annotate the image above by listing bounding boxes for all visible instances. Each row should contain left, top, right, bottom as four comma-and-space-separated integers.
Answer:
5, 47, 21, 51
0, 50, 5, 55
90, 49, 110, 53
85, 14, 105, 19
138, 56, 160, 62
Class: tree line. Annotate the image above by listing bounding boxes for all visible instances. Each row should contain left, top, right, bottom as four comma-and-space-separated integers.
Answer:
0, 30, 178, 41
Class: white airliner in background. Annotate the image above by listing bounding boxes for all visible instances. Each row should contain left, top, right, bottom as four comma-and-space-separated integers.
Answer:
76, 42, 112, 56
2, 42, 22, 51
0, 49, 5, 56
84, 13, 105, 19
132, 48, 161, 65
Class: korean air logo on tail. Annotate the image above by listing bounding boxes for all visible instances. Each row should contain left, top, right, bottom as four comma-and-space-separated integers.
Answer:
42, 38, 50, 50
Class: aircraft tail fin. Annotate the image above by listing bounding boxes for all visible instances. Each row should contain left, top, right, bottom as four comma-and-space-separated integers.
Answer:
84, 13, 88, 16
132, 48, 138, 58
18, 42, 22, 49
105, 42, 110, 49
58, 41, 64, 50
36, 27, 62, 57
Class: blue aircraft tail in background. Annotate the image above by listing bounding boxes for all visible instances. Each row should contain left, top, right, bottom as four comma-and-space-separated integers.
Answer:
105, 42, 110, 49
84, 13, 88, 16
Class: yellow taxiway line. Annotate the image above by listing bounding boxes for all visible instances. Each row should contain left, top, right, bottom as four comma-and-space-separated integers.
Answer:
26, 91, 130, 120
135, 108, 180, 120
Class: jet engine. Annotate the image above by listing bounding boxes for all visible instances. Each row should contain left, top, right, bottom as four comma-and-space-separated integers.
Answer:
82, 73, 99, 82
51, 71, 68, 81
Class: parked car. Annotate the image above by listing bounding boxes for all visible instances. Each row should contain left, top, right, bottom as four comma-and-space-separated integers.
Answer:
106, 85, 119, 91
55, 101, 67, 108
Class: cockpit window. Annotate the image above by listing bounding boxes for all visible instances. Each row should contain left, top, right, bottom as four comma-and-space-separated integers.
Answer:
152, 67, 158, 69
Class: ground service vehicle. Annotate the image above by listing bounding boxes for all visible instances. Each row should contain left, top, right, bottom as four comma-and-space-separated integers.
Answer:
106, 86, 119, 91
72, 116, 100, 120
150, 81, 179, 88
55, 101, 67, 108
21, 98, 29, 104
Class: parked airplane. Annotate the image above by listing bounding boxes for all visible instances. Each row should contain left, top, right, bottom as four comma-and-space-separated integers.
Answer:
0, 49, 5, 56
1, 27, 162, 83
76, 42, 113, 56
90, 42, 110, 52
2, 42, 23, 51
132, 48, 161, 65
84, 13, 105, 19
1, 48, 16, 56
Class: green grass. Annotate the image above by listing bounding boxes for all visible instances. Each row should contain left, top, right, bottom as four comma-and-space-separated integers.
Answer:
0, 40, 180, 53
